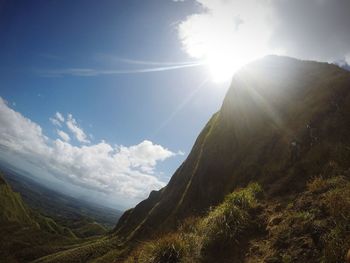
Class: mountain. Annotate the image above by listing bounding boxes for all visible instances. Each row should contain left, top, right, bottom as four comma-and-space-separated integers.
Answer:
114, 56, 350, 241
32, 56, 350, 262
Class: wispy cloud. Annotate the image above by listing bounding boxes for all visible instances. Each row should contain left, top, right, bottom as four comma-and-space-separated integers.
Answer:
105, 55, 203, 66
49, 112, 65, 127
66, 114, 90, 144
55, 112, 65, 122
37, 62, 204, 77
57, 129, 70, 142
50, 117, 61, 127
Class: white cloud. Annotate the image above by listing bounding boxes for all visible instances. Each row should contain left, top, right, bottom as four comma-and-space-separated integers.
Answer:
49, 112, 65, 127
50, 117, 61, 127
0, 97, 178, 203
55, 112, 65, 122
117, 140, 175, 173
57, 129, 70, 142
0, 98, 49, 157
177, 0, 350, 69
66, 114, 90, 144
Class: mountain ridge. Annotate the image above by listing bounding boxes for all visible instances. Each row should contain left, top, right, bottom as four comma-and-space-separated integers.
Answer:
114, 55, 350, 242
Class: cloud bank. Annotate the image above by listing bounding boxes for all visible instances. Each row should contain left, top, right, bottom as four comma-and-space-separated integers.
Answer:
0, 98, 177, 205
178, 0, 350, 64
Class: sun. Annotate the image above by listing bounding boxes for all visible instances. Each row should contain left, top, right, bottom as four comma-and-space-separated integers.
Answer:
205, 46, 263, 83
206, 55, 248, 83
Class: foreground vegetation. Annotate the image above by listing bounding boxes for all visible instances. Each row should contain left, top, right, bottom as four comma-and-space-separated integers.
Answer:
124, 164, 350, 263
124, 183, 264, 263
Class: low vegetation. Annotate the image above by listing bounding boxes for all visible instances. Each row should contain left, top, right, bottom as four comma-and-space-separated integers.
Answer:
248, 168, 350, 263
123, 167, 350, 263
321, 176, 350, 263
124, 183, 263, 263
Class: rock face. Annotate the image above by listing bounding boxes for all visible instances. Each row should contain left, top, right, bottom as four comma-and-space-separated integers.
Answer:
114, 56, 350, 241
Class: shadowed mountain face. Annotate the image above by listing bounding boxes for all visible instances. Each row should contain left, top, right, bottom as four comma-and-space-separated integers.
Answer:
114, 56, 350, 241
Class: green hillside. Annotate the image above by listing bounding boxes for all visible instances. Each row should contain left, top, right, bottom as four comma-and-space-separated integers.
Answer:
0, 173, 80, 262
0, 176, 35, 225
1, 168, 121, 230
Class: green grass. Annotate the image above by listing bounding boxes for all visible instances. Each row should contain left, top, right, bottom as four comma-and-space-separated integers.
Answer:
131, 233, 189, 263
124, 183, 263, 263
198, 183, 262, 260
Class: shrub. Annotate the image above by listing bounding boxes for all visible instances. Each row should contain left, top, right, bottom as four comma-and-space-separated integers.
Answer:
131, 233, 190, 263
307, 177, 329, 193
198, 183, 262, 257
224, 182, 263, 210
325, 185, 350, 224
307, 175, 347, 194
124, 183, 263, 263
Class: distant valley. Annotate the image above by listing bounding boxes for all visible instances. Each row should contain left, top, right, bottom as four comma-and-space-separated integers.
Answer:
0, 165, 122, 230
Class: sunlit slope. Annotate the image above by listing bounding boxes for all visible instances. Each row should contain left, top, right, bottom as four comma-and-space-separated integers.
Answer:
114, 56, 350, 241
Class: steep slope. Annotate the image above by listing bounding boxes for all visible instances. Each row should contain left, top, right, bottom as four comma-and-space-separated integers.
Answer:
114, 56, 350, 242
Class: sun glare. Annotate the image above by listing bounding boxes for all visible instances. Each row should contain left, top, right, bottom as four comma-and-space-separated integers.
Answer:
204, 46, 265, 83
207, 55, 247, 83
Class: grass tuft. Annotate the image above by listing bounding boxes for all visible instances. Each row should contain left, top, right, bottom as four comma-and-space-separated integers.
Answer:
126, 233, 189, 263
124, 183, 263, 263
194, 183, 262, 260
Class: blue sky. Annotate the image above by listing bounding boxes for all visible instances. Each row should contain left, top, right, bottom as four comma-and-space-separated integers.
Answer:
0, 0, 228, 209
